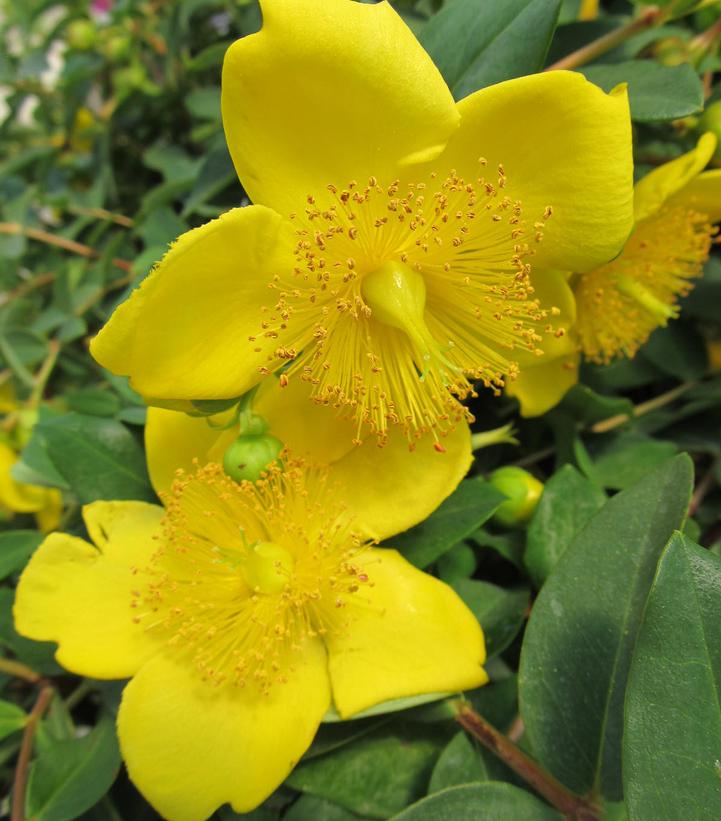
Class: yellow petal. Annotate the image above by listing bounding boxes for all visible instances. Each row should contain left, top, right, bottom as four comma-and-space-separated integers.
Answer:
221, 0, 459, 216
145, 407, 237, 497
118, 646, 330, 820
327, 548, 487, 717
506, 351, 580, 417
634, 132, 717, 222
34, 488, 63, 533
255, 377, 357, 465
90, 206, 296, 401
436, 71, 633, 272
668, 168, 721, 223
0, 442, 48, 513
14, 501, 164, 678
331, 423, 472, 542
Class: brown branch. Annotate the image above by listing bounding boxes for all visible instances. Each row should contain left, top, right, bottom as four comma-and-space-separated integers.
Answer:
545, 6, 663, 71
689, 456, 721, 517
454, 701, 600, 820
11, 685, 54, 821
66, 204, 134, 228
0, 222, 131, 272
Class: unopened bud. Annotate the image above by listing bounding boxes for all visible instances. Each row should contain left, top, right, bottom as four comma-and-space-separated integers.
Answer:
222, 434, 283, 483
489, 466, 544, 528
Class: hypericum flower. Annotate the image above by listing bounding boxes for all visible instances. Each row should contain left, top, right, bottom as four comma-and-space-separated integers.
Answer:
574, 133, 721, 364
508, 133, 721, 416
0, 383, 61, 532
15, 457, 487, 820
90, 0, 633, 444
147, 375, 472, 540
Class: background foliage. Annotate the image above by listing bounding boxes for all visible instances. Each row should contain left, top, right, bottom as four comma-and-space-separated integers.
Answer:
1, 0, 721, 818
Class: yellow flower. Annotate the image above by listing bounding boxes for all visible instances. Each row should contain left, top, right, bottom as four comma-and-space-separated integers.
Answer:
575, 133, 721, 364
0, 383, 62, 532
14, 441, 486, 819
90, 0, 633, 444
147, 376, 472, 541
509, 133, 721, 416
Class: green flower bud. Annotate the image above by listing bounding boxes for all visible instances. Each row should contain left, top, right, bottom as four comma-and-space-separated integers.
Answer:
222, 434, 283, 483
67, 20, 97, 51
489, 466, 544, 528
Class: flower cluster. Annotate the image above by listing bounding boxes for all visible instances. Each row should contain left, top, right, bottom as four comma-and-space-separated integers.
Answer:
21, 0, 712, 818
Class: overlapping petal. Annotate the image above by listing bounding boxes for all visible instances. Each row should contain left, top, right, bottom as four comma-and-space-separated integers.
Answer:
326, 548, 487, 717
506, 351, 579, 417
118, 645, 330, 821
435, 71, 633, 272
90, 206, 297, 401
221, 0, 459, 216
634, 132, 717, 222
14, 501, 163, 678
669, 168, 721, 223
0, 442, 50, 513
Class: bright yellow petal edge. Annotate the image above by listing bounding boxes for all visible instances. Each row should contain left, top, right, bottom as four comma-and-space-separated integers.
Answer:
14, 461, 487, 819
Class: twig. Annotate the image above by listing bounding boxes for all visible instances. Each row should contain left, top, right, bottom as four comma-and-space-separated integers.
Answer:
11, 685, 54, 821
689, 456, 721, 517
454, 701, 600, 820
0, 222, 131, 272
66, 204, 134, 228
545, 6, 663, 71
590, 381, 697, 434
0, 658, 42, 685
29, 339, 60, 407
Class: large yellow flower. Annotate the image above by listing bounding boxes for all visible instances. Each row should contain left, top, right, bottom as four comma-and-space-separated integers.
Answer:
90, 0, 633, 444
0, 383, 62, 532
508, 134, 721, 416
14, 387, 486, 820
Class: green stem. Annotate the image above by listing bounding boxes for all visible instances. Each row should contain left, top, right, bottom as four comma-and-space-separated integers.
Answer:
545, 6, 663, 71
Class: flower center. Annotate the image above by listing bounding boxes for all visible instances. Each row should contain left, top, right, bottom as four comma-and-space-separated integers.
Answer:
130, 461, 372, 692
574, 205, 716, 363
251, 166, 557, 444
241, 541, 294, 594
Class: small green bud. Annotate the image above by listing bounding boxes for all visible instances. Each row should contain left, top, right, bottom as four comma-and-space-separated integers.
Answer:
67, 20, 97, 50
489, 466, 544, 528
222, 434, 283, 483
104, 35, 132, 61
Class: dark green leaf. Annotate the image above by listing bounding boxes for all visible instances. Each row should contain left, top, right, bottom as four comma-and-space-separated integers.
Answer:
284, 795, 365, 821
518, 454, 693, 798
389, 479, 505, 568
624, 532, 721, 820
391, 782, 562, 820
26, 716, 121, 821
287, 722, 448, 818
452, 579, 529, 657
525, 465, 606, 586
0, 699, 27, 740
588, 431, 678, 491
0, 588, 61, 675
36, 413, 155, 503
428, 731, 488, 792
420, 0, 561, 99
640, 321, 708, 380
578, 61, 703, 122
0, 530, 43, 579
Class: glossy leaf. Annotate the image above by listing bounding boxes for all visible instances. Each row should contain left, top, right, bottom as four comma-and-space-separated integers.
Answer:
391, 480, 505, 569
525, 465, 607, 587
420, 0, 561, 99
519, 454, 693, 798
0, 699, 27, 740
0, 530, 43, 580
624, 532, 721, 820
452, 579, 529, 658
391, 782, 562, 820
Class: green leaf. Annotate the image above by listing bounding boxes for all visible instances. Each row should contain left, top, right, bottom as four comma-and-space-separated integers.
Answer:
0, 588, 61, 675
390, 782, 562, 820
26, 716, 121, 821
525, 465, 607, 586
518, 454, 693, 798
389, 479, 505, 568
640, 321, 708, 380
0, 699, 27, 740
0, 530, 43, 579
36, 413, 155, 503
558, 384, 634, 427
420, 0, 561, 99
185, 86, 221, 120
284, 795, 364, 821
452, 579, 529, 658
588, 431, 678, 491
287, 722, 449, 818
624, 532, 721, 820
577, 60, 703, 122
428, 731, 489, 792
